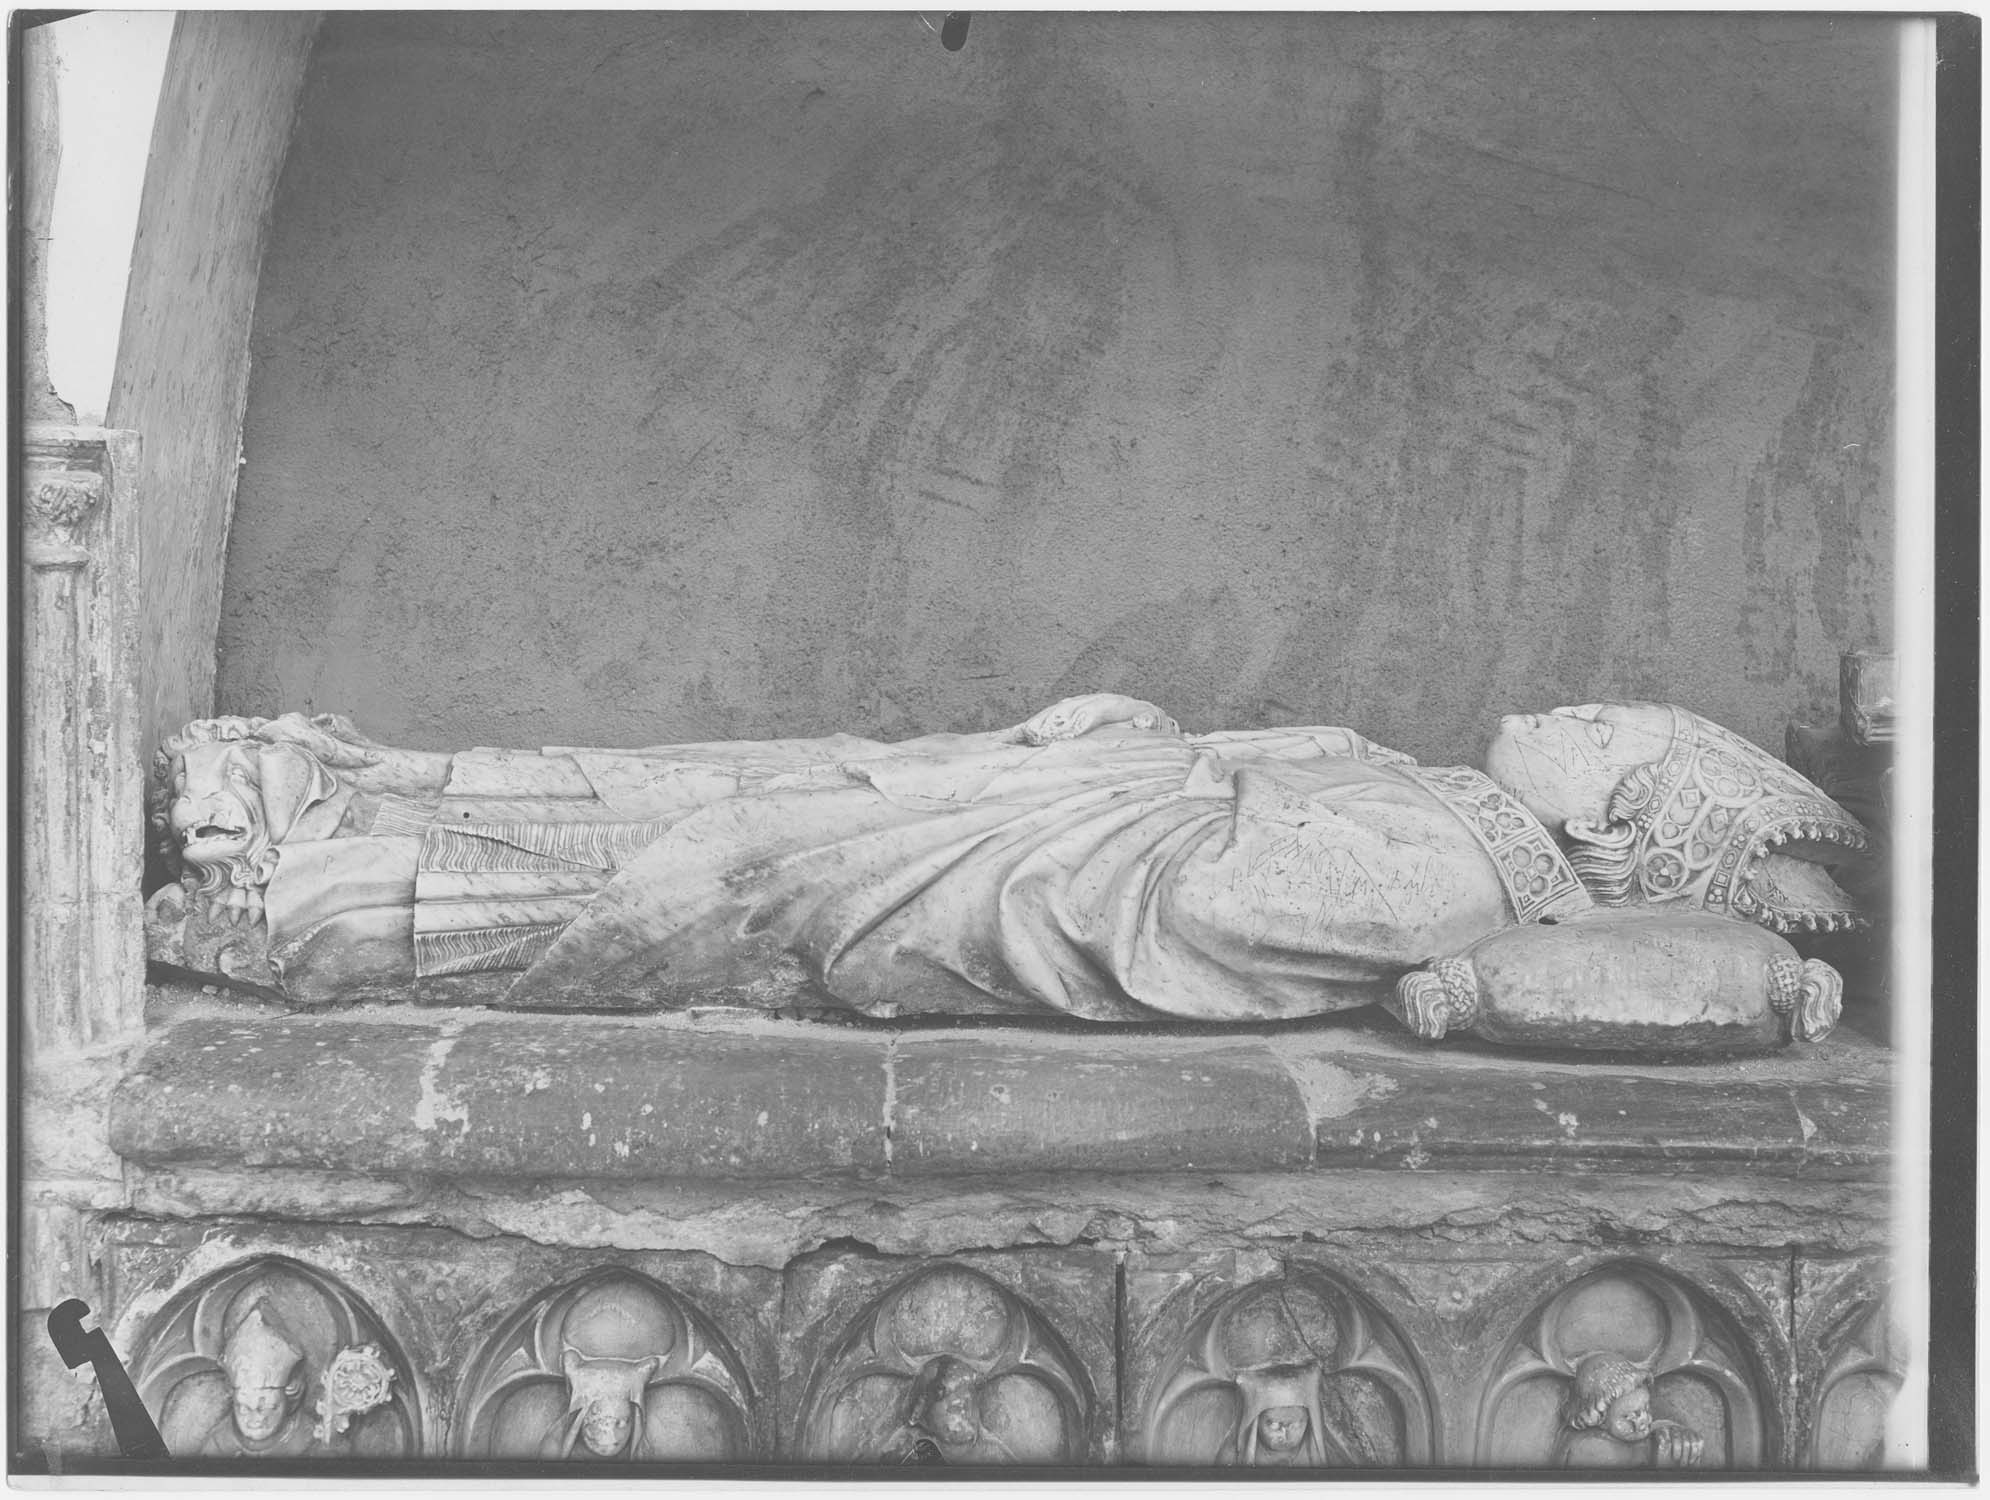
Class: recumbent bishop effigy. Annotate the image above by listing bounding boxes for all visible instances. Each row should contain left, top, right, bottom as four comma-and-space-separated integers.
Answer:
147, 690, 1868, 1051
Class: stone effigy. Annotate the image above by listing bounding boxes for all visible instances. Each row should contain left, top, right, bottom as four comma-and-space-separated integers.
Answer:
146, 693, 1867, 1046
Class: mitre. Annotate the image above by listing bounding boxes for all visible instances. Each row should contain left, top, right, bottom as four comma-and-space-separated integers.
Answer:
1600, 704, 1870, 933
221, 1301, 306, 1389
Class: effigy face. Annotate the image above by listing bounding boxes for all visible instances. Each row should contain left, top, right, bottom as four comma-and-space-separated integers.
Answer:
1484, 703, 1681, 831
140, 695, 1868, 1052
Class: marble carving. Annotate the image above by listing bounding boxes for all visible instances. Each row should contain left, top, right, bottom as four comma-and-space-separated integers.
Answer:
147, 695, 1866, 1044
1142, 1274, 1426, 1466
455, 1270, 751, 1460
1478, 1262, 1765, 1468
131, 1258, 416, 1458
98, 1239, 1888, 1467
797, 1265, 1090, 1463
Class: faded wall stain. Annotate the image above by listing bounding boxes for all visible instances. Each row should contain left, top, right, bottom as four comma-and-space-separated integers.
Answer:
219, 14, 1897, 763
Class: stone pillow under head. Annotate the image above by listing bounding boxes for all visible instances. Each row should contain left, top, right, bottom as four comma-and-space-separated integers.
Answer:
1387, 908, 1842, 1054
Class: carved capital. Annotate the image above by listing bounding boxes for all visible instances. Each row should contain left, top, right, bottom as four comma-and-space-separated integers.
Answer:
24, 475, 105, 569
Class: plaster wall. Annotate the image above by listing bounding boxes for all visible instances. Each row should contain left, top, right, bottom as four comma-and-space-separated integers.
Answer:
220, 13, 1897, 765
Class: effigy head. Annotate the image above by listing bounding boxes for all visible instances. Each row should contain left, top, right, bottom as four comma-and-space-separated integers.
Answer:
1487, 702, 1869, 933
220, 1299, 309, 1442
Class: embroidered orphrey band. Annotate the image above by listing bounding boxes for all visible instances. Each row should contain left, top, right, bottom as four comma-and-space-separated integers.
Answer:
1403, 764, 1589, 925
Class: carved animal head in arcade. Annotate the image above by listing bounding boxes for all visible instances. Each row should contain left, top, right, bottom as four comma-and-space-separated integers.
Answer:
1485, 702, 1870, 933
558, 1349, 662, 1457
550, 1284, 674, 1458
152, 715, 369, 919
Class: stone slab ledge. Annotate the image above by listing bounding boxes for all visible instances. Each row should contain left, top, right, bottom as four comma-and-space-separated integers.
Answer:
107, 1001, 1890, 1185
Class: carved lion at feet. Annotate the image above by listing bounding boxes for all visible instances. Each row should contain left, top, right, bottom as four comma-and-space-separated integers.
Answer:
151, 714, 384, 922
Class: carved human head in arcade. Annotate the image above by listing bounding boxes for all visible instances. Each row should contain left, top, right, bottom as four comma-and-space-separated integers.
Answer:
1564, 1352, 1653, 1444
1485, 702, 1869, 933
905, 1356, 982, 1451
1234, 1368, 1323, 1463
1220, 1284, 1341, 1466
220, 1299, 309, 1443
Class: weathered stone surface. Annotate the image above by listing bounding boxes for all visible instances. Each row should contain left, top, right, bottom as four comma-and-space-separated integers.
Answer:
109, 13, 320, 783
16, 1326, 115, 1468
1391, 910, 1844, 1052
890, 1033, 1312, 1175
99, 1219, 784, 1463
130, 1254, 419, 1458
1792, 1255, 1903, 1469
1126, 1244, 1802, 1468
1471, 1250, 1791, 1469
455, 1266, 755, 1460
111, 1165, 1893, 1272
1289, 1027, 1888, 1177
29, 1216, 1888, 1467
19, 1202, 111, 1321
110, 1011, 889, 1181
22, 425, 144, 1050
1130, 1257, 1434, 1466
110, 1000, 1888, 1189
20, 1041, 134, 1190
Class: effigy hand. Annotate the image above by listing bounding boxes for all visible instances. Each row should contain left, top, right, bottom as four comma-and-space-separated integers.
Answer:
1013, 694, 1181, 745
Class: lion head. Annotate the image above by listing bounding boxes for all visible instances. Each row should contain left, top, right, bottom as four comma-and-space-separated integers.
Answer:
151, 716, 355, 921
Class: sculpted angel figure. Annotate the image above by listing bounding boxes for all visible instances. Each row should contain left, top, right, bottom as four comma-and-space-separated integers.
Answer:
148, 691, 1868, 1023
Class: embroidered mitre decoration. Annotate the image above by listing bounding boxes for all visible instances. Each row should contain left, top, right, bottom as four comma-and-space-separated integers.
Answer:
1600, 704, 1869, 933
